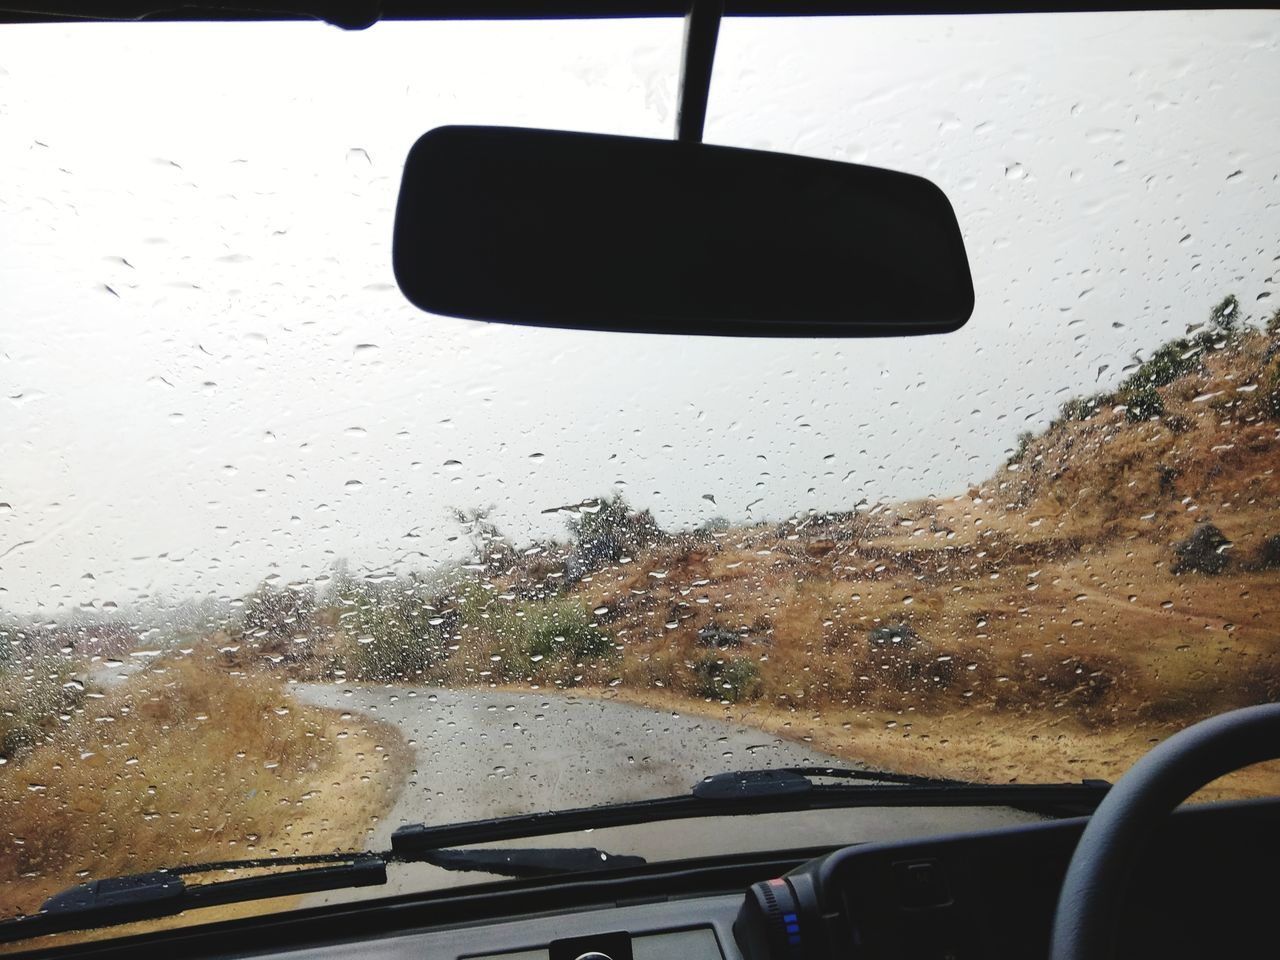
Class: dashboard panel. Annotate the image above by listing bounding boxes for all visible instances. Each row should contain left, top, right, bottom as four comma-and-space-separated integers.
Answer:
737, 797, 1279, 960
17, 798, 1279, 960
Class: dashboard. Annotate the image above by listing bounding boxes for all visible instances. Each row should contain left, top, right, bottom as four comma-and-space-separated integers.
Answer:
20, 798, 1279, 960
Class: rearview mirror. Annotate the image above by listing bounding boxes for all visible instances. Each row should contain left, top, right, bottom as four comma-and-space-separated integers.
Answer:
393, 127, 974, 337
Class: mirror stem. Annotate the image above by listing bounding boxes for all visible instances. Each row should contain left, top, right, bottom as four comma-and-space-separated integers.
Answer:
676, 0, 722, 143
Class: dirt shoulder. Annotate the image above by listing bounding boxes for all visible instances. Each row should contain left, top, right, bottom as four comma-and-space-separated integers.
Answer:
0, 652, 411, 952
576, 684, 1280, 803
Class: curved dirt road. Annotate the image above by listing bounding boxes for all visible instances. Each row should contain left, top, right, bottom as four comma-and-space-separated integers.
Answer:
292, 683, 849, 848
291, 683, 1044, 905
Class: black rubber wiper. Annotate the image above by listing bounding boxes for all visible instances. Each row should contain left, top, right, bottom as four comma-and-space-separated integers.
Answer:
4, 768, 1107, 943
0, 856, 387, 944
422, 846, 644, 878
0, 846, 643, 944
390, 766, 1111, 854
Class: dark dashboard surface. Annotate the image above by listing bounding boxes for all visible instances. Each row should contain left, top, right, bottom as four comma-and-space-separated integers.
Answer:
18, 798, 1279, 960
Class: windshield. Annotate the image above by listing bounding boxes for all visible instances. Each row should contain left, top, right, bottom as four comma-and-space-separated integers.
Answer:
2, 8, 1278, 939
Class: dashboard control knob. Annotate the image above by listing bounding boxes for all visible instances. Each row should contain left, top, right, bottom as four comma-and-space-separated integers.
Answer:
734, 877, 807, 960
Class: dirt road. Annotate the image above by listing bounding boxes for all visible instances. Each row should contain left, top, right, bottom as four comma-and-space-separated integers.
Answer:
291, 682, 1044, 903
292, 682, 852, 846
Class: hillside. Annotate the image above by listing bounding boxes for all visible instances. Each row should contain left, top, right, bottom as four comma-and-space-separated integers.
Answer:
208, 312, 1280, 794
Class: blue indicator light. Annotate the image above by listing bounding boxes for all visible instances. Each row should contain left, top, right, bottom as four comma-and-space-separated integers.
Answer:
783, 913, 797, 923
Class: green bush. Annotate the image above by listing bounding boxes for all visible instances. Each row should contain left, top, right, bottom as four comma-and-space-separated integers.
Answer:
239, 581, 316, 647
1259, 368, 1280, 420
1119, 340, 1197, 395
1008, 431, 1035, 465
689, 655, 763, 703
455, 595, 617, 686
525, 604, 614, 663
336, 576, 453, 681
1209, 293, 1240, 332
564, 493, 666, 577
0, 657, 90, 763
1060, 393, 1110, 422
1124, 384, 1165, 422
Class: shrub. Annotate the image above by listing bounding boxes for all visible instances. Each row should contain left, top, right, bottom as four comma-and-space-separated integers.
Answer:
1120, 340, 1197, 395
1258, 368, 1280, 420
338, 577, 453, 681
867, 622, 922, 650
689, 655, 763, 703
1171, 522, 1232, 575
565, 494, 666, 579
1123, 384, 1164, 422
862, 623, 955, 692
1250, 534, 1280, 571
1060, 394, 1109, 422
239, 582, 316, 651
450, 506, 518, 575
1209, 293, 1240, 332
697, 623, 744, 648
999, 652, 1118, 713
0, 657, 90, 763
1007, 431, 1035, 466
457, 597, 616, 687
525, 605, 614, 663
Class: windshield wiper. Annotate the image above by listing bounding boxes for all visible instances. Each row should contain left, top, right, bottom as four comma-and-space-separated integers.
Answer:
4, 768, 1107, 943
390, 766, 1111, 854
0, 857, 387, 943
0, 846, 643, 944
422, 846, 644, 878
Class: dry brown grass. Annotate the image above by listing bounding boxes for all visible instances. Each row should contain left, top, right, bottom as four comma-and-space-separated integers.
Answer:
0, 648, 410, 922
568, 531, 1279, 725
503, 331, 1280, 795
582, 684, 1280, 802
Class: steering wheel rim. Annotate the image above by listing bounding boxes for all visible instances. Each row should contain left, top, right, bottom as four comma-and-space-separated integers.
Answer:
1050, 702, 1280, 960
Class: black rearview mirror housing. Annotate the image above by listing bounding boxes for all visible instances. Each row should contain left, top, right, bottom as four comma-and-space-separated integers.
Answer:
393, 126, 974, 337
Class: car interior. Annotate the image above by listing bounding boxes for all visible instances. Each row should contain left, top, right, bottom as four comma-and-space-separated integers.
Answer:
0, 2, 1277, 959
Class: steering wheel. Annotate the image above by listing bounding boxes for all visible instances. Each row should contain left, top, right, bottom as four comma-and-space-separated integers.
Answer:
1050, 702, 1280, 960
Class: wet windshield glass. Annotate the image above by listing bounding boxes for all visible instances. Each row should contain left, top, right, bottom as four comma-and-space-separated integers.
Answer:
1, 8, 1278, 935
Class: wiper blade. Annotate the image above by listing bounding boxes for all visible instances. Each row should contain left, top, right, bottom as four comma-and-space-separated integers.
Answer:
6, 768, 1106, 942
690, 765, 972, 799
391, 767, 1110, 854
0, 857, 387, 944
0, 843, 643, 943
421, 846, 644, 878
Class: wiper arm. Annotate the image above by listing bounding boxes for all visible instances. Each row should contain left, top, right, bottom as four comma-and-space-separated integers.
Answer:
6, 767, 1106, 943
421, 846, 644, 878
0, 844, 643, 944
391, 767, 1111, 854
690, 765, 974, 798
0, 857, 387, 944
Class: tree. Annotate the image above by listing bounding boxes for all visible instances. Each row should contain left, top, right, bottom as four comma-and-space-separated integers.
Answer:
1124, 384, 1164, 422
343, 575, 452, 680
1209, 293, 1240, 332
564, 494, 665, 577
239, 581, 315, 652
1007, 431, 1035, 466
451, 505, 517, 573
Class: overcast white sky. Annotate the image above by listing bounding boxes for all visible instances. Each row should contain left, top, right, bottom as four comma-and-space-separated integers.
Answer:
1, 10, 1277, 614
